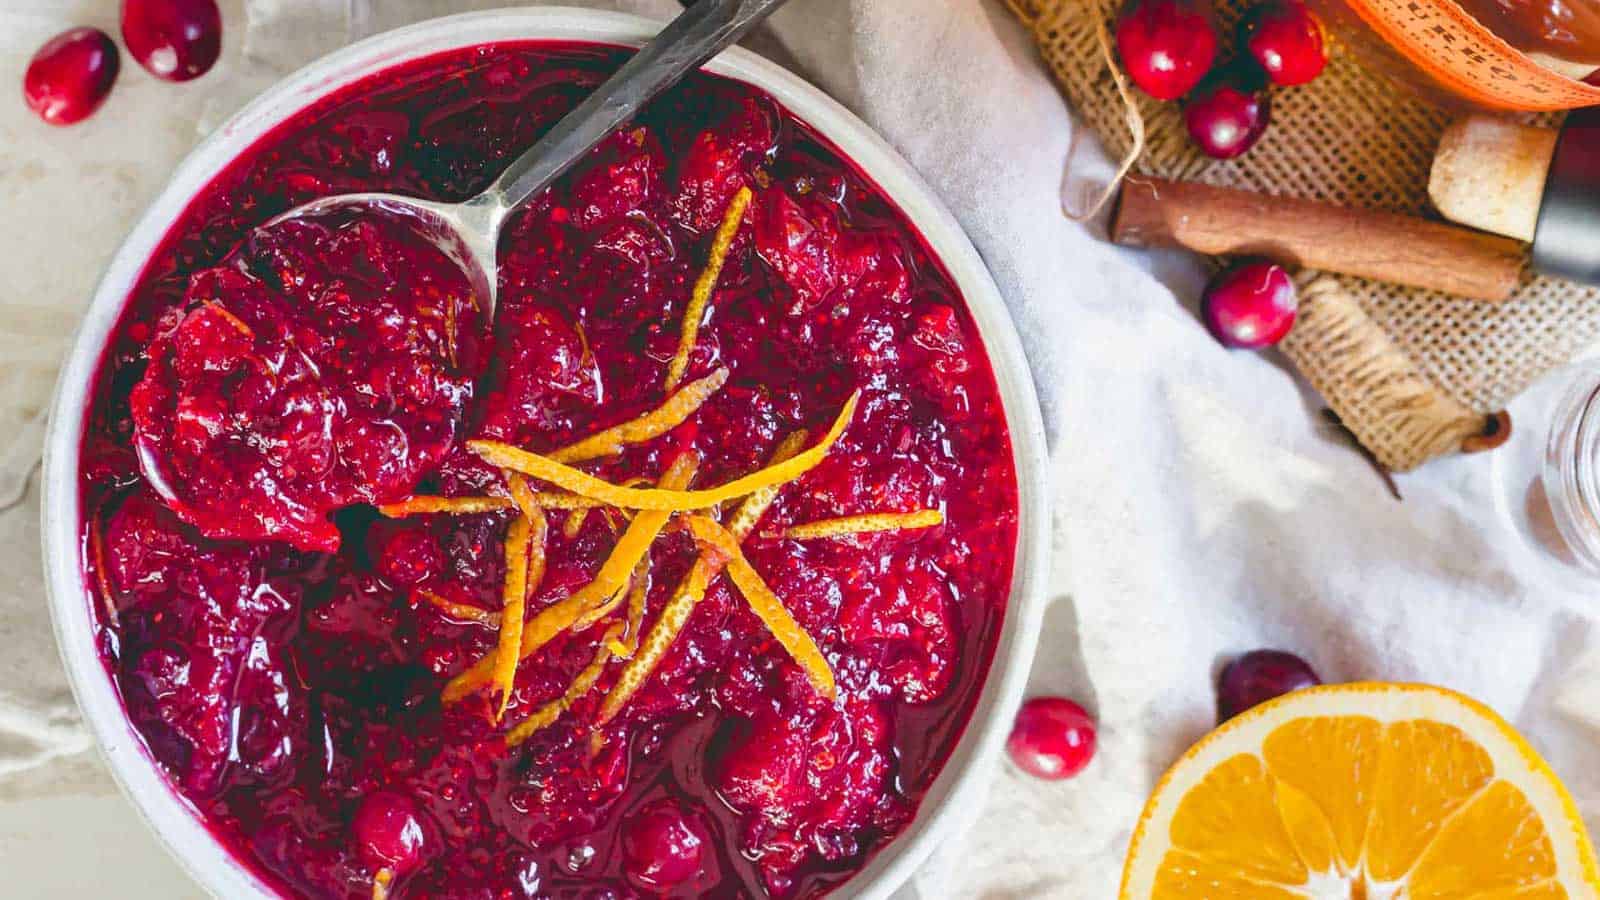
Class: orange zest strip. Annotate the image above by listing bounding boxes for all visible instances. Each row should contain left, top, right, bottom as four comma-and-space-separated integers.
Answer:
506, 475, 550, 599
611, 562, 652, 658
573, 554, 648, 632
444, 297, 459, 368
204, 300, 255, 338
685, 515, 836, 699
563, 508, 589, 539
372, 867, 394, 900
595, 560, 711, 728
785, 508, 944, 540
378, 496, 514, 517
504, 622, 624, 747
88, 508, 118, 627
549, 367, 729, 464
468, 390, 860, 512
592, 430, 810, 727
664, 186, 753, 391
442, 452, 700, 705
492, 515, 533, 721
416, 589, 500, 627
378, 493, 605, 517
727, 430, 809, 539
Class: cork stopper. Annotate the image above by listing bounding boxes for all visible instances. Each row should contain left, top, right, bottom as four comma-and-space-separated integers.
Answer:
1428, 116, 1558, 243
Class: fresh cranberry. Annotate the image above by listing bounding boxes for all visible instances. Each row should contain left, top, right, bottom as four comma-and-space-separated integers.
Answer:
121, 0, 222, 82
23, 28, 119, 126
1217, 650, 1321, 721
1199, 259, 1298, 348
353, 792, 428, 872
1183, 66, 1270, 159
1241, 1, 1329, 86
1114, 0, 1219, 101
1006, 697, 1097, 780
621, 800, 707, 887
377, 527, 443, 587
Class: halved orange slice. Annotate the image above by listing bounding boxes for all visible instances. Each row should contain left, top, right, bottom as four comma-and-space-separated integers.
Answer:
1121, 682, 1599, 899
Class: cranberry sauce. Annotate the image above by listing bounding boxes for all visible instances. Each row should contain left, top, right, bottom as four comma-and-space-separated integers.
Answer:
79, 43, 1018, 899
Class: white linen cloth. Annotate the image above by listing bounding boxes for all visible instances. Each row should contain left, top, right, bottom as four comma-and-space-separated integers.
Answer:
2, 0, 1598, 896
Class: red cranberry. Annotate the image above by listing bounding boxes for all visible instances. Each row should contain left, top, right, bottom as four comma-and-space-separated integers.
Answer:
1241, 1, 1329, 86
1199, 259, 1298, 348
621, 800, 707, 887
353, 792, 428, 872
1183, 67, 1270, 159
23, 28, 120, 126
1217, 650, 1321, 721
1005, 697, 1097, 780
1114, 0, 1219, 101
121, 0, 222, 82
377, 527, 443, 587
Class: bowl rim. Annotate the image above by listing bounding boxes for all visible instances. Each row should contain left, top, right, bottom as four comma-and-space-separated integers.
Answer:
40, 7, 1051, 899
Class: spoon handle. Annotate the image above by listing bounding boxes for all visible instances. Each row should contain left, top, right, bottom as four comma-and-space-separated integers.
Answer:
482, 0, 792, 219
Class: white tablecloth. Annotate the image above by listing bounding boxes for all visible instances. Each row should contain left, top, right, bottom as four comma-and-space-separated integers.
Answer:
3, 0, 1598, 896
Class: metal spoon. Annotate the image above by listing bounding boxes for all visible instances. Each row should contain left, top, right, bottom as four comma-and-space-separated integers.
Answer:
265, 0, 793, 314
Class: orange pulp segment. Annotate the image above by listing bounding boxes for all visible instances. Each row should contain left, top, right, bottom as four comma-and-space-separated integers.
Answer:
1120, 682, 1600, 900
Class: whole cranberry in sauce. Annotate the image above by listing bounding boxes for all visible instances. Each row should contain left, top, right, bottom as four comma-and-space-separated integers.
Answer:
23, 27, 120, 126
1217, 650, 1322, 721
353, 791, 430, 872
1183, 66, 1271, 159
1006, 696, 1098, 780
121, 0, 222, 82
1241, 1, 1330, 87
1114, 0, 1219, 101
621, 800, 709, 887
1199, 259, 1298, 349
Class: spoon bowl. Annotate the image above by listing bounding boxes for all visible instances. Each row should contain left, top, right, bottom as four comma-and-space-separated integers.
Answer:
263, 0, 791, 317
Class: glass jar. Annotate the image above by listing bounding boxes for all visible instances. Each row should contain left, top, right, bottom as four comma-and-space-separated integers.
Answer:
1542, 367, 1600, 572
1311, 0, 1600, 111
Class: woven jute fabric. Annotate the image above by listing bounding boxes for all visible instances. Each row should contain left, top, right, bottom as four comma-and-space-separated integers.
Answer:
1006, 0, 1600, 471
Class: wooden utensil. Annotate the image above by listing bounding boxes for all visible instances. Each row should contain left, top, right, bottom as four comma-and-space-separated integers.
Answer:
1110, 176, 1525, 302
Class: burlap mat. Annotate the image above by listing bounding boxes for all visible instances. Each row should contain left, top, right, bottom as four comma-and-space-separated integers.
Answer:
1006, 0, 1600, 471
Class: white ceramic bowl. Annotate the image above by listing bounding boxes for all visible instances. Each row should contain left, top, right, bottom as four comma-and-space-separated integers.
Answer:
41, 8, 1050, 898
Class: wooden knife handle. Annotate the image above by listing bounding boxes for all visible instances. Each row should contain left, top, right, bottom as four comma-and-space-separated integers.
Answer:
1110, 177, 1524, 302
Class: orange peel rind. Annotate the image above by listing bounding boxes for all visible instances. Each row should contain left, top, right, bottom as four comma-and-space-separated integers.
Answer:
726, 430, 809, 538
684, 515, 836, 699
442, 452, 700, 705
785, 508, 944, 540
468, 390, 859, 512
574, 554, 649, 632
89, 507, 118, 627
416, 589, 500, 627
592, 430, 810, 727
371, 867, 394, 900
550, 367, 729, 464
504, 621, 625, 747
595, 558, 711, 728
378, 495, 513, 517
203, 300, 255, 338
665, 187, 752, 391
491, 514, 533, 720
379, 492, 604, 518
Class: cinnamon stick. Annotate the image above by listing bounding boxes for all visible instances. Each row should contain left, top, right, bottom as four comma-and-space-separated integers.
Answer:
1111, 177, 1524, 302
